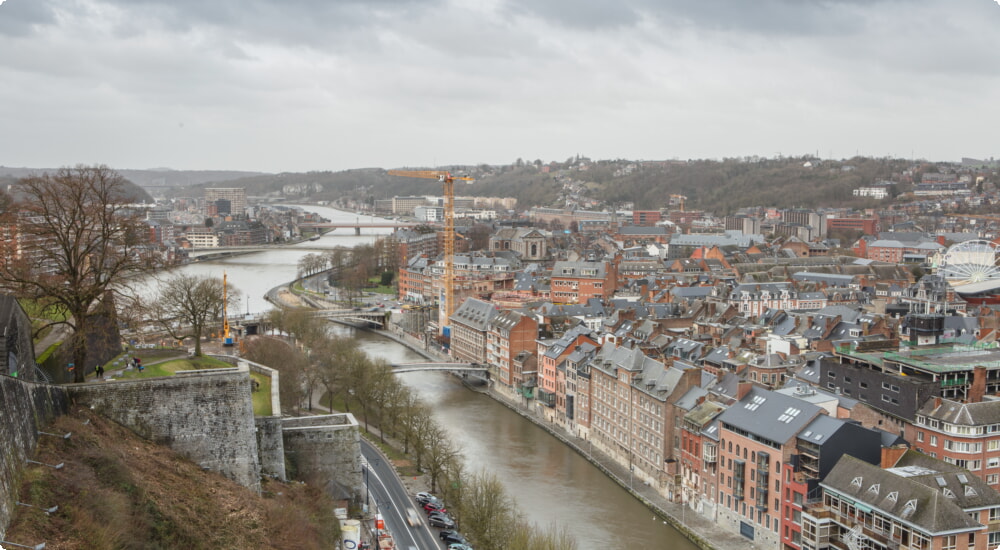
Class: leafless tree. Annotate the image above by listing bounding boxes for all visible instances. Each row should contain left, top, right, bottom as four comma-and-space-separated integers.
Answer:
241, 336, 311, 415
0, 165, 159, 382
148, 273, 239, 356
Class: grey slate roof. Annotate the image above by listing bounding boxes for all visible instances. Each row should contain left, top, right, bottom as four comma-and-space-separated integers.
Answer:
449, 298, 499, 331
717, 386, 822, 446
823, 453, 998, 534
918, 397, 1000, 426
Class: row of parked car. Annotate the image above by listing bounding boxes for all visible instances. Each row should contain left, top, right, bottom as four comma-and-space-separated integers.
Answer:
414, 492, 473, 550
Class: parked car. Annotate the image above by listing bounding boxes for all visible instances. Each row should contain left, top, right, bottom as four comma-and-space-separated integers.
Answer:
427, 511, 451, 523
439, 530, 467, 544
428, 514, 455, 529
423, 500, 447, 513
415, 492, 439, 505
448, 544, 473, 550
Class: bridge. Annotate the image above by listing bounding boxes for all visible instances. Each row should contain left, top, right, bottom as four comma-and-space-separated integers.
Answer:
301, 221, 425, 235
313, 308, 386, 327
390, 362, 489, 374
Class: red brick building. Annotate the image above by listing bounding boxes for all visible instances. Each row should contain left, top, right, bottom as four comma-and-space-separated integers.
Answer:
550, 260, 617, 304
487, 310, 539, 392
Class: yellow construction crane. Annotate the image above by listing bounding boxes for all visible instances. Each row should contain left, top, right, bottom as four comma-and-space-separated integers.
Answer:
222, 271, 234, 346
670, 194, 687, 212
387, 169, 474, 334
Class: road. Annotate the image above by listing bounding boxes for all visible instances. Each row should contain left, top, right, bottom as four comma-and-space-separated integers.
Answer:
361, 440, 441, 550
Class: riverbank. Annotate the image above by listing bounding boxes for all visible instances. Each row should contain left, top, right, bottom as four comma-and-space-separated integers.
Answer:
378, 324, 747, 550
267, 283, 747, 550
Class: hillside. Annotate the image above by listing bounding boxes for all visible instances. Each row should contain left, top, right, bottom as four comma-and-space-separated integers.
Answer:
163, 155, 931, 214
6, 408, 340, 550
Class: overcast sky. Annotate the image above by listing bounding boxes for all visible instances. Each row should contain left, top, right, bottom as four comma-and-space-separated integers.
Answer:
1, 0, 998, 173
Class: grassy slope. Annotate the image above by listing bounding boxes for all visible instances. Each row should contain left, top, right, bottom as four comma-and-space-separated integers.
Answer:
8, 409, 340, 550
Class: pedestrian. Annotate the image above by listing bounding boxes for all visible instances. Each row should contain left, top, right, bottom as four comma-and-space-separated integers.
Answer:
96, 364, 104, 379
136, 357, 143, 372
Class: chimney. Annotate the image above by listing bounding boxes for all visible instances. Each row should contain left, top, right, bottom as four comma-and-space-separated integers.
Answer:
934, 396, 942, 409
971, 366, 987, 404
737, 381, 753, 401
881, 444, 909, 469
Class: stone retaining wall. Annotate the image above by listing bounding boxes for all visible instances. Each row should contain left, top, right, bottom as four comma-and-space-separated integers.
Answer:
0, 376, 68, 538
66, 365, 261, 491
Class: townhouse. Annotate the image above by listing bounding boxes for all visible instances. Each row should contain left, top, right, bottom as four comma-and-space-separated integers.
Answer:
486, 310, 539, 394
449, 298, 499, 364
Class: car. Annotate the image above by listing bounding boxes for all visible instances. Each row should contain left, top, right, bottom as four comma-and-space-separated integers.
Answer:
428, 514, 455, 529
415, 491, 438, 504
439, 530, 467, 544
423, 501, 447, 513
406, 508, 422, 527
448, 544, 473, 550
427, 511, 451, 523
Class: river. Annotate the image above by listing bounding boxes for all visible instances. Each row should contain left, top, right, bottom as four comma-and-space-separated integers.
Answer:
172, 204, 697, 550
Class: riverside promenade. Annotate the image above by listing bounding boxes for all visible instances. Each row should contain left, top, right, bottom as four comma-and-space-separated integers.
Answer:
377, 323, 749, 550
267, 284, 749, 550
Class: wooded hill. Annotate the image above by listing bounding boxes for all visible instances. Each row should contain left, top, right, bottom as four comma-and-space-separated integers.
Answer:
162, 155, 943, 214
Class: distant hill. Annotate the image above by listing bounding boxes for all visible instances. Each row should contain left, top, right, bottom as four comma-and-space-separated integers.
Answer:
0, 168, 156, 204
4, 155, 944, 214
0, 166, 264, 188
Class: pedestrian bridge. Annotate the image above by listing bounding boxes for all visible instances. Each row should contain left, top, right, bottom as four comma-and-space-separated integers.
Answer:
390, 362, 488, 374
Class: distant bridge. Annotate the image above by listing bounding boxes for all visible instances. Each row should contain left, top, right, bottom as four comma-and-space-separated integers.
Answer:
313, 308, 386, 327
390, 362, 488, 374
301, 221, 425, 234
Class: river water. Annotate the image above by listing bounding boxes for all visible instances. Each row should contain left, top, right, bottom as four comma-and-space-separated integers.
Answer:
172, 205, 696, 550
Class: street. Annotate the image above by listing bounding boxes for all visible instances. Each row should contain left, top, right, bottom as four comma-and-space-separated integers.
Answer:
361, 439, 441, 550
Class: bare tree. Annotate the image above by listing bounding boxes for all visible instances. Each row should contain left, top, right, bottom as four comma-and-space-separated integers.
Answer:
422, 422, 462, 493
0, 165, 158, 382
296, 253, 328, 278
448, 470, 518, 550
149, 273, 239, 356
241, 336, 311, 415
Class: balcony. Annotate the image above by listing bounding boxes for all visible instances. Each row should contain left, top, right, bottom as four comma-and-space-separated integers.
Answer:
703, 446, 718, 463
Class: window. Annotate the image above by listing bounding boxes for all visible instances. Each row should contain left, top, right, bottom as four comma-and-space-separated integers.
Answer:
989, 474, 999, 485
931, 435, 938, 447
943, 535, 957, 550
917, 431, 924, 442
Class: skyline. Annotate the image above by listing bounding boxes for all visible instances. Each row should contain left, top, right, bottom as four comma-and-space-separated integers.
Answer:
1, 0, 999, 173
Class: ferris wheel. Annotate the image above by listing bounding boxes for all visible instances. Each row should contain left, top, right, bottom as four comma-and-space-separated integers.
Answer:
939, 240, 1000, 286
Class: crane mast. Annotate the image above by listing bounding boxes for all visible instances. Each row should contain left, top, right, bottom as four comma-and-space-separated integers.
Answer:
222, 271, 234, 346
387, 169, 473, 334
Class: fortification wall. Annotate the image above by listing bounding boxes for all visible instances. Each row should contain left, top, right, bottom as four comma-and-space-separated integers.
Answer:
66, 366, 261, 491
0, 377, 69, 538
255, 416, 287, 480
282, 414, 362, 502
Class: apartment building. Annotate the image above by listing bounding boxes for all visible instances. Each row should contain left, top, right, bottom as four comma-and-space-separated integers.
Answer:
449, 298, 498, 364
205, 188, 247, 217
550, 260, 616, 305
487, 310, 539, 392
801, 452, 1000, 550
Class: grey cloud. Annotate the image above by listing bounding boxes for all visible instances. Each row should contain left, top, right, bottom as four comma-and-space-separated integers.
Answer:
0, 0, 59, 37
502, 0, 912, 36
